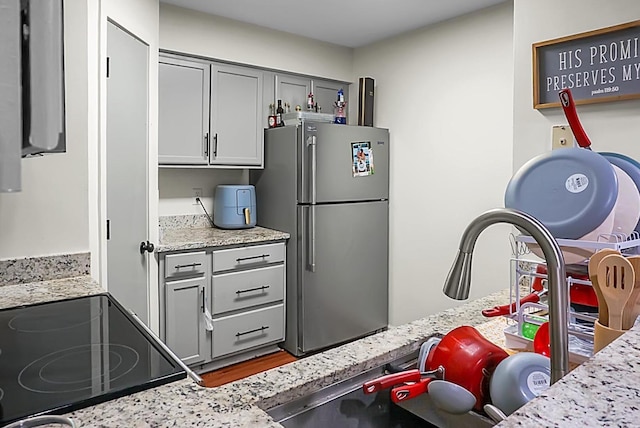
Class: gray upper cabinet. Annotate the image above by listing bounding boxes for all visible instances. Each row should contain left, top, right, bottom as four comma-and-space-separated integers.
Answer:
274, 73, 349, 118
209, 64, 263, 167
275, 74, 310, 112
158, 54, 264, 168
314, 79, 348, 117
158, 56, 210, 165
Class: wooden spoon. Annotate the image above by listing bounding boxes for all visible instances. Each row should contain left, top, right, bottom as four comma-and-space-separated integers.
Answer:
588, 249, 620, 326
597, 254, 635, 330
623, 256, 640, 330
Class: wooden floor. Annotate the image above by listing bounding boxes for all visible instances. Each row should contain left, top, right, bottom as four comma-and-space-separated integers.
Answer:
200, 350, 298, 387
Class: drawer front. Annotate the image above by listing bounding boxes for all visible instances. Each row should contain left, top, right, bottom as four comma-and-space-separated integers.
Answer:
212, 304, 284, 358
165, 251, 207, 278
212, 242, 285, 272
212, 265, 285, 315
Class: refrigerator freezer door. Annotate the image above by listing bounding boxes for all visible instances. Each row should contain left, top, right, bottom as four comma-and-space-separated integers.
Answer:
299, 123, 389, 204
298, 200, 389, 353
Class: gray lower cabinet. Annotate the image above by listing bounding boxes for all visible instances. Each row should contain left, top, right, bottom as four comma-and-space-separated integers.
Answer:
210, 243, 286, 364
165, 277, 207, 365
159, 242, 286, 369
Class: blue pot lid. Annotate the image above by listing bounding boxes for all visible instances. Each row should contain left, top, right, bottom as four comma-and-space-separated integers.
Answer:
505, 148, 618, 239
600, 152, 640, 233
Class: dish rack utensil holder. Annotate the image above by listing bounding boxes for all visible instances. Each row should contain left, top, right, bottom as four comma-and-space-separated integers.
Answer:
503, 233, 640, 364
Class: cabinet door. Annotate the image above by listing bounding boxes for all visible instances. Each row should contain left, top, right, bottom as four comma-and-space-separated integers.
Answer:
276, 74, 310, 112
158, 57, 210, 165
165, 277, 208, 365
313, 79, 348, 117
210, 64, 263, 167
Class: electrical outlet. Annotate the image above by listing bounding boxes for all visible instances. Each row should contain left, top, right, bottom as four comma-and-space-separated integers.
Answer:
192, 188, 202, 205
552, 125, 574, 150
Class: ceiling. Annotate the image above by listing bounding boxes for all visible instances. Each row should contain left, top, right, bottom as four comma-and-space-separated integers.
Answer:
160, 0, 506, 48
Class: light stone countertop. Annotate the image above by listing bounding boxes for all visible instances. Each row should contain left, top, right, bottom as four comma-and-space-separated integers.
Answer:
157, 226, 290, 253
4, 277, 640, 427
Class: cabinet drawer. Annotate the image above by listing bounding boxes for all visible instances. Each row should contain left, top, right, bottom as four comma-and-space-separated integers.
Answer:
165, 251, 207, 279
212, 265, 284, 315
212, 243, 285, 272
212, 304, 284, 358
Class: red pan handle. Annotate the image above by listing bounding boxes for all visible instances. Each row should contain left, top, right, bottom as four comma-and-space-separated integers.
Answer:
362, 369, 421, 394
559, 89, 592, 149
481, 292, 541, 317
390, 378, 433, 403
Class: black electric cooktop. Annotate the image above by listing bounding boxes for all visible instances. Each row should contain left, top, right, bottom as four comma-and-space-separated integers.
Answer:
0, 293, 186, 426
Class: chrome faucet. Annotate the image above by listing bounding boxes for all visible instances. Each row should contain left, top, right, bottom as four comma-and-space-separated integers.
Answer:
443, 208, 569, 384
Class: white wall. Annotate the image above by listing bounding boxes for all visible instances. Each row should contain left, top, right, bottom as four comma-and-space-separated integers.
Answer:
513, 0, 640, 171
353, 2, 515, 326
0, 0, 91, 260
159, 4, 353, 82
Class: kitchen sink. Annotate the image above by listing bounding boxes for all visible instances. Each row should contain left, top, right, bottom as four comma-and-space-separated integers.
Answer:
267, 345, 496, 428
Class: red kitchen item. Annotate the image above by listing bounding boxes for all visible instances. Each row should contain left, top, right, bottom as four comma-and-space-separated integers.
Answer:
390, 378, 433, 403
533, 321, 551, 357
482, 291, 544, 317
362, 369, 421, 394
425, 326, 509, 411
532, 264, 598, 307
559, 89, 592, 149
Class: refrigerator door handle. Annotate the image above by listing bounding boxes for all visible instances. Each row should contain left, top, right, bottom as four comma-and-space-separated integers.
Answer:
310, 135, 317, 204
306, 206, 316, 272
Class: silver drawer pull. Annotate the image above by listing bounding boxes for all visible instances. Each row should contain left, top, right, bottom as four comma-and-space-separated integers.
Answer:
236, 285, 270, 295
236, 254, 270, 262
236, 326, 269, 337
174, 262, 202, 269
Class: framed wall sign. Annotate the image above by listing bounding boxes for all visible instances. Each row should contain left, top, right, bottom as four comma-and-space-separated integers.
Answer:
533, 20, 640, 109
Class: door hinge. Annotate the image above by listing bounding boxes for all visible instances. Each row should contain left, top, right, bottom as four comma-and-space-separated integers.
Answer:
106, 57, 110, 78
106, 219, 111, 240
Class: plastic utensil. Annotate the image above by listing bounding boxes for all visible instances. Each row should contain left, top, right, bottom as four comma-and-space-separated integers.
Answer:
427, 380, 476, 414
533, 321, 550, 357
589, 248, 620, 326
483, 404, 508, 423
597, 254, 635, 330
623, 256, 640, 330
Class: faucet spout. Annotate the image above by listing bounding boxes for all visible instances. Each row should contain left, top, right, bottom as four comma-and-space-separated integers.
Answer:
443, 208, 569, 384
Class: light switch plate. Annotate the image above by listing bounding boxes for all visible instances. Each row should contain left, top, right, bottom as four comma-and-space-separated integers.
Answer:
552, 125, 574, 150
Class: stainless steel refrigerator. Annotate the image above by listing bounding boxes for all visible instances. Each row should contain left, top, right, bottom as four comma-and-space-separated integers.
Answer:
250, 121, 389, 356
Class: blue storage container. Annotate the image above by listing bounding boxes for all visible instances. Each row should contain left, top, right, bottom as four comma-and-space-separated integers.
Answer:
213, 185, 257, 229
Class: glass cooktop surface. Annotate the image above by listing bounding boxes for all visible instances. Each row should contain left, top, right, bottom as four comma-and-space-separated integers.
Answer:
0, 293, 186, 426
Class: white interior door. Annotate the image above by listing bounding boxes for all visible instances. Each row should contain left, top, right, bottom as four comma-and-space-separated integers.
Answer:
106, 21, 150, 324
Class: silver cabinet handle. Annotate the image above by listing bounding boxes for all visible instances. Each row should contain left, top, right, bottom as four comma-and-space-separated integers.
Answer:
201, 287, 205, 313
236, 326, 269, 337
213, 133, 218, 157
174, 262, 202, 269
204, 132, 209, 157
236, 254, 269, 262
236, 285, 270, 295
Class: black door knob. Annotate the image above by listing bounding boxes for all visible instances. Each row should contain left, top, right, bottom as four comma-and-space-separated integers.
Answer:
139, 240, 155, 254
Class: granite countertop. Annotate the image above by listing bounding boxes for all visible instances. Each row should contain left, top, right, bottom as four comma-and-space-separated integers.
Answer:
157, 226, 290, 253
5, 278, 640, 427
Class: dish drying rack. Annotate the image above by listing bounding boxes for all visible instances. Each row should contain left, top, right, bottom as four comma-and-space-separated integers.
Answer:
502, 232, 640, 364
